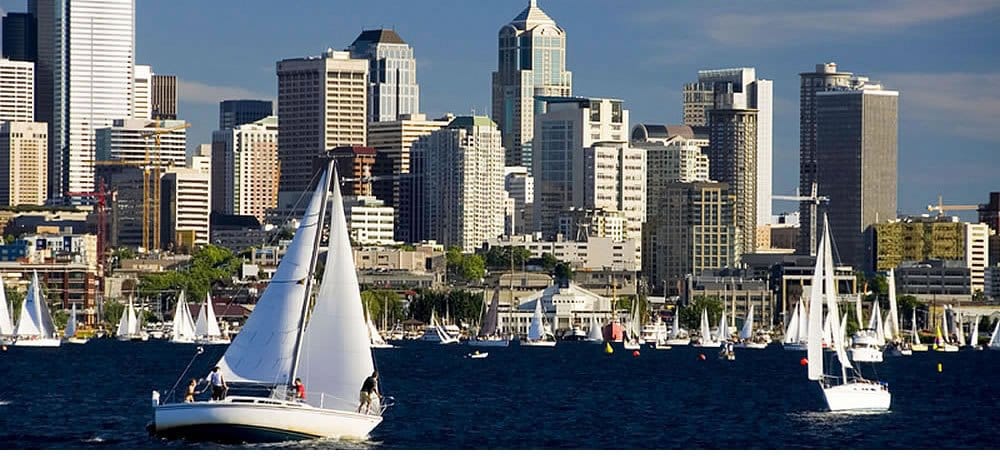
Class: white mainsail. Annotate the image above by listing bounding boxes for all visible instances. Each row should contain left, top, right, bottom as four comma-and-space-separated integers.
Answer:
911, 307, 922, 345
587, 318, 603, 341
855, 294, 864, 330
700, 308, 712, 343
740, 304, 755, 340
798, 296, 809, 343
217, 174, 328, 385
806, 224, 826, 381
297, 169, 377, 412
716, 307, 728, 342
969, 315, 980, 347
528, 301, 545, 341
821, 221, 853, 375
873, 301, 885, 341
783, 302, 800, 344
941, 307, 951, 342
65, 303, 78, 338
883, 312, 895, 342
670, 312, 681, 339
989, 319, 1000, 348
171, 291, 196, 342
14, 272, 57, 339
117, 298, 140, 337
0, 274, 14, 336
195, 293, 223, 338
886, 269, 900, 339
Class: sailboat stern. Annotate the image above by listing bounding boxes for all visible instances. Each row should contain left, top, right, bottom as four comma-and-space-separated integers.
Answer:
822, 382, 891, 412
153, 398, 382, 443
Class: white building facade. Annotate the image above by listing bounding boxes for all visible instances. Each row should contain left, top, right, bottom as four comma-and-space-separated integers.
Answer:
0, 121, 48, 206
160, 166, 211, 248
95, 118, 187, 166
497, 283, 613, 336
211, 116, 279, 223
0, 58, 34, 122
132, 64, 152, 119
344, 195, 396, 246
965, 222, 990, 293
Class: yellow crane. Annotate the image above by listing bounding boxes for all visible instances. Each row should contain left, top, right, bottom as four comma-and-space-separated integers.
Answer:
141, 120, 190, 252
926, 195, 980, 217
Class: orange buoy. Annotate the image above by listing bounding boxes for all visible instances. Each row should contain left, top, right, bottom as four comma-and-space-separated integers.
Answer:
632, 350, 640, 357
800, 358, 808, 366
698, 353, 706, 360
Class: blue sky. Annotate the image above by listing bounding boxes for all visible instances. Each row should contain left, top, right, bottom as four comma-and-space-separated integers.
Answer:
2, 0, 998, 219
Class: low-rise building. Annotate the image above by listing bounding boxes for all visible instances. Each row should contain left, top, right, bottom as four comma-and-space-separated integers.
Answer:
0, 261, 99, 324
484, 234, 639, 271
896, 259, 972, 301
344, 196, 395, 246
683, 271, 774, 331
496, 282, 613, 337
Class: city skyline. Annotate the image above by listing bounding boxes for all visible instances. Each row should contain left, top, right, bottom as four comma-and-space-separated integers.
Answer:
0, 0, 997, 217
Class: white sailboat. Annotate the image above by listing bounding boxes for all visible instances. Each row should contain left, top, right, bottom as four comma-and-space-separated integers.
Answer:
665, 312, 690, 346
585, 317, 604, 343
1, 274, 16, 345
910, 307, 928, 352
967, 315, 982, 350
694, 308, 721, 348
420, 308, 458, 344
623, 300, 641, 350
153, 164, 386, 441
63, 303, 88, 344
116, 297, 148, 341
468, 288, 509, 347
13, 271, 61, 347
522, 300, 556, 347
934, 306, 959, 352
367, 317, 395, 349
807, 216, 890, 412
782, 300, 806, 351
170, 291, 197, 344
988, 319, 1000, 351
737, 305, 767, 349
194, 293, 229, 345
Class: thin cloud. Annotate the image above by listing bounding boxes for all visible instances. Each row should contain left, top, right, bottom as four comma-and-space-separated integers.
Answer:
177, 79, 273, 105
885, 72, 1000, 142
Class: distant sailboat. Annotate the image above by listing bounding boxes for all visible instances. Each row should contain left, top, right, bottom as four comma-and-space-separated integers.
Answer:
116, 297, 148, 341
522, 300, 556, 347
910, 307, 928, 352
934, 306, 959, 352
665, 311, 689, 346
469, 288, 509, 347
0, 274, 15, 345
194, 293, 229, 345
623, 300, 641, 350
170, 291, 197, 344
420, 308, 458, 344
367, 316, 395, 349
988, 319, 1000, 351
13, 271, 61, 347
694, 308, 721, 348
967, 315, 982, 350
807, 215, 890, 412
782, 299, 807, 351
737, 304, 767, 349
63, 303, 88, 344
585, 317, 604, 343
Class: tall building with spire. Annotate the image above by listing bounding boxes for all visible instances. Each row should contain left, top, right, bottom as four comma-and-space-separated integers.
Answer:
349, 29, 419, 124
491, 0, 572, 169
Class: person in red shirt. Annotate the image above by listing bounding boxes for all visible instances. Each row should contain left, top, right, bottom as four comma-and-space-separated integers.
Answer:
292, 378, 306, 402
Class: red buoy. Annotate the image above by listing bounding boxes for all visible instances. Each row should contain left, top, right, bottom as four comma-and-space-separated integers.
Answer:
800, 358, 808, 366
632, 350, 640, 357
698, 353, 706, 361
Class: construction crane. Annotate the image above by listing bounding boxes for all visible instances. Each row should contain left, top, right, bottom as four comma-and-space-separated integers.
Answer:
140, 120, 190, 252
771, 183, 830, 255
65, 178, 113, 290
927, 195, 980, 216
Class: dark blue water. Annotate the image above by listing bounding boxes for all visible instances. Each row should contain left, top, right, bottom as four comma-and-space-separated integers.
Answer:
0, 340, 997, 449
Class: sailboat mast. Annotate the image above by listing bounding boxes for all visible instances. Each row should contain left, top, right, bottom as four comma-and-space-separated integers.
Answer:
288, 161, 334, 386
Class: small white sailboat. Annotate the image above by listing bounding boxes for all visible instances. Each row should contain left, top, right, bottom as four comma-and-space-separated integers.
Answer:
63, 303, 88, 344
468, 288, 509, 347
466, 351, 489, 359
623, 301, 642, 351
716, 307, 729, 344
153, 164, 385, 442
585, 317, 604, 343
737, 305, 767, 349
117, 298, 148, 341
522, 300, 556, 347
967, 315, 982, 350
910, 307, 928, 352
665, 312, 690, 346
170, 291, 197, 344
782, 299, 807, 351
934, 306, 959, 352
194, 293, 229, 345
988, 319, 1000, 351
807, 216, 890, 412
420, 308, 458, 344
693, 307, 720, 347
13, 272, 61, 347
849, 298, 883, 363
1, 274, 17, 345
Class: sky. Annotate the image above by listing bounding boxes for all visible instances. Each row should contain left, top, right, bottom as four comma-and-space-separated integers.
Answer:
1, 0, 998, 220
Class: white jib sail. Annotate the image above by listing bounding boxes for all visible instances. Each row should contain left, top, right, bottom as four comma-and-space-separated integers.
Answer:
784, 302, 800, 344
700, 308, 711, 342
886, 269, 900, 338
65, 303, 78, 338
217, 172, 329, 385
740, 304, 754, 340
717, 307, 728, 342
989, 319, 1000, 348
528, 301, 544, 341
806, 219, 828, 381
172, 291, 196, 341
969, 315, 980, 346
299, 169, 377, 412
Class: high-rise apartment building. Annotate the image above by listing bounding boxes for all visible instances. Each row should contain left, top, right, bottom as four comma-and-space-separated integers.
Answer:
151, 74, 177, 120
368, 113, 448, 239
96, 119, 187, 166
39, 0, 135, 198
276, 50, 367, 198
707, 108, 757, 258
218, 99, 272, 130
348, 29, 419, 124
0, 58, 34, 122
532, 97, 641, 242
504, 166, 534, 235
160, 167, 211, 250
683, 68, 772, 227
132, 64, 152, 119
0, 121, 48, 205
632, 125, 710, 184
2, 12, 37, 62
798, 62, 856, 255
816, 81, 898, 270
410, 116, 505, 252
211, 116, 279, 223
492, 0, 572, 168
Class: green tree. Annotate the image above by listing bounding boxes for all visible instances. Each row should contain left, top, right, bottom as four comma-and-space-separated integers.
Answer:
407, 289, 484, 326
5, 285, 24, 322
103, 299, 124, 326
361, 290, 405, 325
51, 308, 69, 330
445, 247, 486, 282
554, 262, 574, 282
538, 253, 558, 272
483, 246, 532, 271
679, 296, 723, 331
896, 295, 922, 328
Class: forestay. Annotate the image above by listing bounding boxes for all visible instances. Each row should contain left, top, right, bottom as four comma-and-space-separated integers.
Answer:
217, 174, 328, 385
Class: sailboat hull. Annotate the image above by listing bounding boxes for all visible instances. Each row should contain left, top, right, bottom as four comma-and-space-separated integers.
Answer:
665, 338, 690, 346
822, 382, 891, 412
693, 340, 721, 348
153, 397, 382, 443
737, 341, 768, 349
782, 342, 807, 351
467, 338, 509, 347
12, 337, 61, 347
64, 337, 89, 344
520, 340, 556, 347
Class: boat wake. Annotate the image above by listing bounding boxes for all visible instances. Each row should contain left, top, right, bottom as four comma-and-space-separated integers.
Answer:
0, 400, 10, 406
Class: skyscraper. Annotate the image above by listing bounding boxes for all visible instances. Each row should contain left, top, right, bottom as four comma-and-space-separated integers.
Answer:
160, 166, 211, 250
218, 99, 272, 130
707, 108, 757, 258
410, 116, 505, 251
276, 50, 367, 199
42, 0, 135, 198
151, 74, 177, 120
682, 68, 772, 227
798, 62, 855, 255
211, 115, 279, 223
348, 29, 419, 124
491, 0, 572, 169
133, 64, 152, 119
816, 82, 898, 270
96, 119, 187, 167
0, 58, 34, 122
0, 121, 48, 205
2, 12, 37, 62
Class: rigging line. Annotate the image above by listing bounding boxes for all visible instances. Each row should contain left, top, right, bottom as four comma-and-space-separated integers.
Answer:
165, 346, 205, 403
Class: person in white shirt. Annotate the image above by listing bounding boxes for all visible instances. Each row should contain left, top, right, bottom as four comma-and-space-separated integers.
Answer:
206, 366, 227, 401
